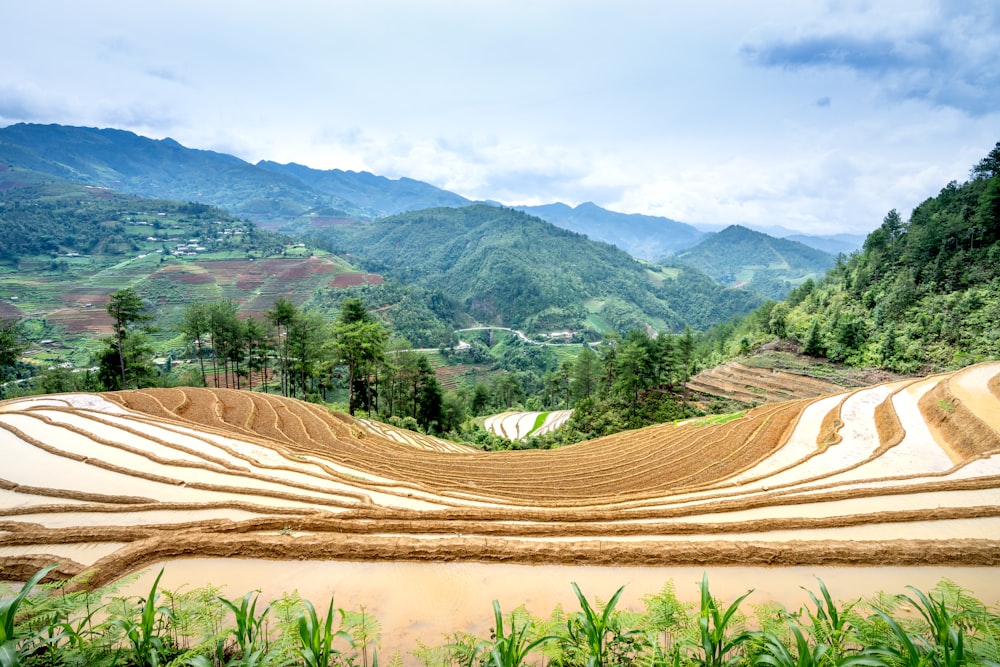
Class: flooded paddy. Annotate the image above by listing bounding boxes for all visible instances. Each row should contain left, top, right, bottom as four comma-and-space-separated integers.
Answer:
120, 559, 1000, 665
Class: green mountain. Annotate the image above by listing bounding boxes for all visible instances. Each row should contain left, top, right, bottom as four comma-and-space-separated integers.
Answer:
0, 123, 470, 224
256, 160, 470, 220
0, 177, 371, 367
0, 123, 338, 223
514, 202, 706, 260
671, 224, 835, 299
716, 143, 1000, 372
304, 205, 764, 336
0, 123, 768, 341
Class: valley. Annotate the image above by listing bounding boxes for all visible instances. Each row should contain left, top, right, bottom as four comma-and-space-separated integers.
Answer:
0, 125, 998, 667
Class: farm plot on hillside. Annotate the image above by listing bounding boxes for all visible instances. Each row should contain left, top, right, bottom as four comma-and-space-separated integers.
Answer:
1, 362, 999, 588
484, 410, 573, 439
687, 361, 845, 404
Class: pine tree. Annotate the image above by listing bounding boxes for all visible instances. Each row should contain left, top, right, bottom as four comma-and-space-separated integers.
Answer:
104, 287, 154, 389
803, 320, 825, 357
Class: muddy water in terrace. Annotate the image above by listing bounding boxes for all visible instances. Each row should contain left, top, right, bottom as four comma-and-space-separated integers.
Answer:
119, 560, 1000, 667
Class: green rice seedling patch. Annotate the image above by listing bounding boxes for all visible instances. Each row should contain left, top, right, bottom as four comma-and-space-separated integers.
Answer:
584, 313, 610, 334
549, 345, 585, 364
684, 411, 746, 427
526, 412, 549, 437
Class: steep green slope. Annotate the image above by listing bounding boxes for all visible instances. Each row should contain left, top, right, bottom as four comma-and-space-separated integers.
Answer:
716, 143, 1000, 372
0, 123, 341, 222
306, 205, 763, 336
0, 124, 473, 225
658, 265, 765, 331
672, 224, 835, 299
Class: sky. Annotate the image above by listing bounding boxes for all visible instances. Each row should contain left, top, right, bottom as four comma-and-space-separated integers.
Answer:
2, 1, 998, 236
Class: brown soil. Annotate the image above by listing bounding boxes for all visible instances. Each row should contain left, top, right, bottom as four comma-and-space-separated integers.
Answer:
918, 380, 1000, 463
44, 308, 113, 335
329, 273, 384, 288
688, 362, 842, 405
150, 267, 215, 284
0, 300, 24, 323
3, 365, 1000, 589
874, 387, 906, 449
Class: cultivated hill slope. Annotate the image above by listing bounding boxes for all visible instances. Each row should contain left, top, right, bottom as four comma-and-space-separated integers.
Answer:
2, 361, 999, 585
687, 361, 845, 404
0, 178, 372, 365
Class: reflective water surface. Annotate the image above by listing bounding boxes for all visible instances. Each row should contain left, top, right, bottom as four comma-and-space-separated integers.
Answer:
121, 559, 1000, 665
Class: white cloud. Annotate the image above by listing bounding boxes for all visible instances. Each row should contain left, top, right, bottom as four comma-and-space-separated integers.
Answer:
1, 0, 997, 235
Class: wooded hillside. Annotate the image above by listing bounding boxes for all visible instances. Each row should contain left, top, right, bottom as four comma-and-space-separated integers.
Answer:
306, 205, 764, 336
717, 143, 1000, 372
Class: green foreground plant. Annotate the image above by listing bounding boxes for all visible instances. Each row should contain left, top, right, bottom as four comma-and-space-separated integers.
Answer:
484, 599, 555, 667
0, 565, 55, 667
691, 572, 753, 667
107, 568, 176, 667
296, 598, 354, 667
564, 582, 646, 667
3, 569, 1000, 667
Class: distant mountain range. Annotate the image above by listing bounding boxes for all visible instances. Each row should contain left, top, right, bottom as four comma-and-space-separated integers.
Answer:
514, 202, 706, 259
0, 123, 864, 259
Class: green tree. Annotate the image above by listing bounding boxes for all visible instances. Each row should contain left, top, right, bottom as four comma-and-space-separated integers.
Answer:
332, 298, 388, 414
180, 302, 211, 387
599, 333, 621, 396
289, 309, 328, 399
103, 287, 154, 389
416, 372, 445, 433
803, 320, 825, 357
615, 331, 653, 416
971, 141, 1000, 180
243, 314, 273, 392
655, 333, 681, 386
0, 320, 27, 398
207, 300, 241, 389
768, 302, 790, 339
544, 360, 573, 408
570, 345, 599, 403
470, 382, 492, 416
491, 372, 523, 409
386, 351, 444, 429
267, 298, 298, 397
678, 327, 696, 382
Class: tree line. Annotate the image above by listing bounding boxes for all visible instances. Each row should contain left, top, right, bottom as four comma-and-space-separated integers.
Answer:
20, 285, 709, 446
90, 288, 458, 434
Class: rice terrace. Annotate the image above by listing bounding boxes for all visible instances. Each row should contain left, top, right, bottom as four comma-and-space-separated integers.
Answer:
2, 361, 1000, 660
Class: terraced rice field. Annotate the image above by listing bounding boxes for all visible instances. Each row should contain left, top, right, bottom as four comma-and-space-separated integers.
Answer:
688, 361, 845, 404
2, 362, 999, 591
483, 409, 573, 439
